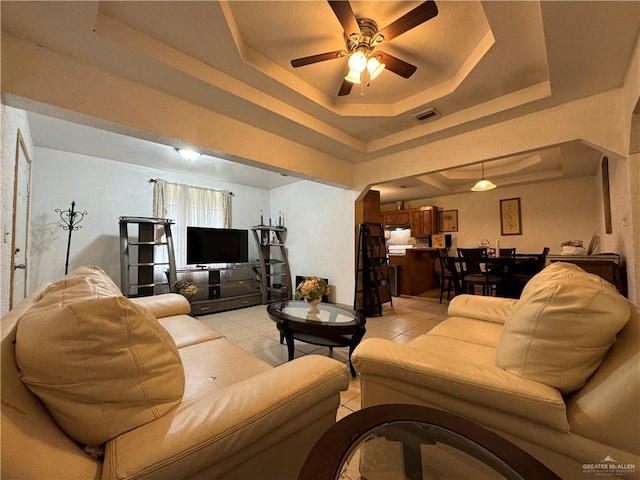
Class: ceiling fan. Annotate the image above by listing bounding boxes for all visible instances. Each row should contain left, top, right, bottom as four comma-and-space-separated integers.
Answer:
291, 0, 438, 96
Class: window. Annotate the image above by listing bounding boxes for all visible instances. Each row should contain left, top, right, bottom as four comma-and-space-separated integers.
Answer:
153, 179, 232, 267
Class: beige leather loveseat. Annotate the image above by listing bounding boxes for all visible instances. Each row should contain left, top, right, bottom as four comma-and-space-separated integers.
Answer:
353, 262, 639, 479
2, 266, 349, 479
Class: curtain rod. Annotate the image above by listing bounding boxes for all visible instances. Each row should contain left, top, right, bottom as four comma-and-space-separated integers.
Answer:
149, 178, 233, 196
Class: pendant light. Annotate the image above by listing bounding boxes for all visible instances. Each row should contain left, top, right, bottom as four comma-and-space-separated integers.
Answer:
471, 163, 497, 191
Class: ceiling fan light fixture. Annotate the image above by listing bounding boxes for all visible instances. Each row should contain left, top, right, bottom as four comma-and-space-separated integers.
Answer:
366, 56, 385, 80
470, 163, 497, 191
347, 50, 368, 73
344, 69, 362, 84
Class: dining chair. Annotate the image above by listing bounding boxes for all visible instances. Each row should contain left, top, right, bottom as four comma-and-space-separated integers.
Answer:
508, 247, 550, 298
457, 248, 502, 296
436, 248, 455, 303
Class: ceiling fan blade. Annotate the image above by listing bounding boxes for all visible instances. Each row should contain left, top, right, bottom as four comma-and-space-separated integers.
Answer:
377, 1, 438, 43
291, 50, 346, 68
338, 79, 353, 96
377, 52, 417, 78
328, 0, 361, 37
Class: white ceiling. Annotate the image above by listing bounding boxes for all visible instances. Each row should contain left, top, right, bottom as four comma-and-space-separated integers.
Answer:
25, 111, 300, 190
3, 1, 639, 202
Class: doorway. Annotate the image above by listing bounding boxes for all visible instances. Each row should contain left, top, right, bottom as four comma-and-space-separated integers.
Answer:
10, 129, 31, 309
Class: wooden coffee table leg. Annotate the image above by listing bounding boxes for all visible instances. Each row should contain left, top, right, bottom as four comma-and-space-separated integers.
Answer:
277, 321, 295, 361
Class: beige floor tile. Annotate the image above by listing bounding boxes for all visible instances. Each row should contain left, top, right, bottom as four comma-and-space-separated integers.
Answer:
234, 335, 281, 354
253, 344, 303, 366
336, 406, 354, 421
196, 290, 448, 391
343, 394, 362, 412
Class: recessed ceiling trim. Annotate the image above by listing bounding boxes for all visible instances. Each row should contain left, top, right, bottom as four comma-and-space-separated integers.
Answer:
393, 30, 496, 116
367, 81, 551, 153
95, 11, 366, 153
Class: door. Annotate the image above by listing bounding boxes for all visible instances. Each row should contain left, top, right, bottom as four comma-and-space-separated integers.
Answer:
10, 130, 31, 309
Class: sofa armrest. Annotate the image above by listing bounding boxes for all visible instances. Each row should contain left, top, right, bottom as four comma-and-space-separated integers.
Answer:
352, 338, 568, 432
448, 294, 516, 324
103, 355, 349, 480
128, 294, 191, 318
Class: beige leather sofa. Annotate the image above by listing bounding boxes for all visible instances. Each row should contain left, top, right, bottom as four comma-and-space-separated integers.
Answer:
2, 266, 349, 480
353, 262, 639, 479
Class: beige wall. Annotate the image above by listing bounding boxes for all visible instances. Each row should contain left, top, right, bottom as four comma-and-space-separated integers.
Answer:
2, 28, 639, 305
383, 176, 600, 256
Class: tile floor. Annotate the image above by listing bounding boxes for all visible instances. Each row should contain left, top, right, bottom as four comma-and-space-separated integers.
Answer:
196, 290, 449, 421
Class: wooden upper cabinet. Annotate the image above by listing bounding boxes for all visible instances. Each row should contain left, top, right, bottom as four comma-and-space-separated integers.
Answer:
410, 210, 422, 237
421, 206, 439, 235
383, 212, 398, 226
397, 211, 411, 224
382, 206, 438, 236
408, 206, 439, 237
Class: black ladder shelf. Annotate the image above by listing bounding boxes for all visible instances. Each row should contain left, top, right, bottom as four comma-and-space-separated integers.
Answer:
354, 222, 392, 316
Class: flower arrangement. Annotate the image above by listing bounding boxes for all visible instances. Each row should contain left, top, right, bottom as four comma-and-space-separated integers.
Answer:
295, 276, 329, 302
175, 280, 198, 300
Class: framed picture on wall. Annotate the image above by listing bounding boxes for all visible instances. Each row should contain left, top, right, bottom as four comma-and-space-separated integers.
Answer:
500, 198, 522, 235
438, 209, 458, 232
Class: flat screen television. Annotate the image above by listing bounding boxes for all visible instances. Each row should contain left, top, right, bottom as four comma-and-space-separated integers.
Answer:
186, 227, 249, 265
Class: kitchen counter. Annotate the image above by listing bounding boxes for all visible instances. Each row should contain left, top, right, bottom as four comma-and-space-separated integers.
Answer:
388, 248, 438, 295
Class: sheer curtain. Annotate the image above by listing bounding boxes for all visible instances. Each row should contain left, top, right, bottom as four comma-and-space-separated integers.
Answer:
153, 179, 232, 268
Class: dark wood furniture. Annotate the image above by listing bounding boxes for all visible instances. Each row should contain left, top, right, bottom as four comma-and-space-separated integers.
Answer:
388, 248, 438, 295
449, 254, 541, 298
436, 248, 455, 303
508, 247, 550, 298
457, 248, 502, 296
381, 206, 438, 237
354, 223, 392, 316
299, 404, 561, 480
547, 254, 626, 296
266, 300, 365, 377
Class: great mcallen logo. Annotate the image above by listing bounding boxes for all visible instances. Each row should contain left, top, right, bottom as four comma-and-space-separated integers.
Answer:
583, 456, 636, 477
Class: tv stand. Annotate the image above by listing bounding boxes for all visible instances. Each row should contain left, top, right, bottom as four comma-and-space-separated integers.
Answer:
176, 264, 261, 315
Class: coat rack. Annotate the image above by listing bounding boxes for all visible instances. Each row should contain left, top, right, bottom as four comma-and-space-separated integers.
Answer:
56, 201, 87, 274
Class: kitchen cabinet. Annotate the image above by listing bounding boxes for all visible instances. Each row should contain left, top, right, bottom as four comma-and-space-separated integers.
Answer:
382, 206, 438, 236
397, 211, 411, 224
383, 211, 398, 225
383, 210, 411, 226
410, 206, 439, 237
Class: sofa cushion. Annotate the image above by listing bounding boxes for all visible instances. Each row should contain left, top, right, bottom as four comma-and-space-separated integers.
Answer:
495, 262, 630, 393
37, 265, 122, 302
16, 296, 185, 446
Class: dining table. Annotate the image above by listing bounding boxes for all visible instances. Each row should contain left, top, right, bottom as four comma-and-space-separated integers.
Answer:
448, 254, 540, 298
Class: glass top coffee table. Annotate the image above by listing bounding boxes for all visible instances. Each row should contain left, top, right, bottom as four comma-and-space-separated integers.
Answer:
266, 300, 365, 376
299, 404, 562, 480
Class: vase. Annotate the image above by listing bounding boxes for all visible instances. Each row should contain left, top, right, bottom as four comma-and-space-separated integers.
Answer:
306, 298, 321, 315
